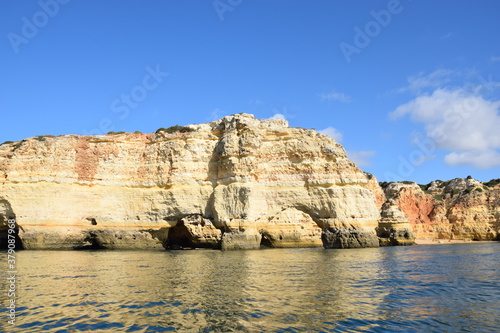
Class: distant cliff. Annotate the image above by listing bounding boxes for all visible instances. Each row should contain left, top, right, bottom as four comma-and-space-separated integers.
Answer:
0, 114, 385, 250
0, 114, 497, 250
377, 178, 500, 242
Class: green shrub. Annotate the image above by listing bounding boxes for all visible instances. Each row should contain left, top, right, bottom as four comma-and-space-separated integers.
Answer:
441, 180, 451, 188
484, 178, 500, 187
452, 189, 460, 195
474, 187, 483, 193
379, 181, 393, 188
134, 131, 143, 134
1, 141, 14, 145
401, 180, 414, 185
364, 172, 373, 180
107, 131, 125, 135
433, 194, 443, 201
418, 184, 432, 193
12, 140, 25, 151
156, 125, 195, 134
36, 136, 46, 141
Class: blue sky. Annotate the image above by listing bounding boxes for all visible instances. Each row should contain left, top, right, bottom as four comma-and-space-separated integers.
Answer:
2, 0, 500, 184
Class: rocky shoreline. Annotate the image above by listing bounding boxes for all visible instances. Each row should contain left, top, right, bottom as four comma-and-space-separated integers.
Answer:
0, 114, 498, 250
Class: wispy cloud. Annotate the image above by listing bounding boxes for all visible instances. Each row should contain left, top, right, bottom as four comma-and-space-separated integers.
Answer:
318, 127, 375, 166
209, 108, 228, 121
269, 113, 286, 120
347, 150, 376, 167
490, 55, 500, 62
270, 106, 295, 120
396, 69, 457, 94
319, 91, 351, 103
441, 32, 453, 39
249, 99, 264, 105
318, 127, 343, 142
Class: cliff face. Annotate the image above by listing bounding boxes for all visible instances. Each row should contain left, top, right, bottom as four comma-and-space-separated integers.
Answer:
379, 179, 500, 242
0, 114, 382, 250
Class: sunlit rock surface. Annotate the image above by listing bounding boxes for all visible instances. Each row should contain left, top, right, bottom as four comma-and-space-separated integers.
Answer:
379, 179, 500, 243
377, 199, 416, 246
0, 114, 381, 250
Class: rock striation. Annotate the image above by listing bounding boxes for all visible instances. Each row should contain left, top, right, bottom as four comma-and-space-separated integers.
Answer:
0, 114, 382, 250
2, 114, 496, 249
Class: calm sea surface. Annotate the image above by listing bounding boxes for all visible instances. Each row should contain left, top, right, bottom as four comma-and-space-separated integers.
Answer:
1, 243, 499, 332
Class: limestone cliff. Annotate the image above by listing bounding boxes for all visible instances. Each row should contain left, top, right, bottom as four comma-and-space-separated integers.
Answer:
378, 179, 500, 242
0, 114, 382, 250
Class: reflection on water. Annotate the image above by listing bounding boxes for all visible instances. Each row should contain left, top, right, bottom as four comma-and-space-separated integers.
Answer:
1, 243, 499, 332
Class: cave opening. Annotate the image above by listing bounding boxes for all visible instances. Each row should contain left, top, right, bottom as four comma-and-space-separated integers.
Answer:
166, 222, 195, 249
0, 200, 24, 250
260, 233, 274, 248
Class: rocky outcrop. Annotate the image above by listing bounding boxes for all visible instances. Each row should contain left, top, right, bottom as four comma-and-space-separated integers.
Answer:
260, 208, 323, 248
378, 199, 415, 246
166, 215, 221, 249
379, 179, 500, 242
322, 226, 380, 249
365, 173, 385, 209
0, 114, 381, 250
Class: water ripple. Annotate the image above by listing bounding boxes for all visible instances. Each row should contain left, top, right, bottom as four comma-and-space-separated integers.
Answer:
0, 243, 499, 332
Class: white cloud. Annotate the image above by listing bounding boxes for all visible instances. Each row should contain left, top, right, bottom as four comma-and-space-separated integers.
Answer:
318, 127, 375, 166
397, 69, 456, 94
391, 88, 500, 168
472, 75, 500, 96
319, 91, 351, 103
445, 150, 500, 169
347, 150, 376, 167
269, 113, 286, 120
271, 106, 295, 120
318, 127, 343, 142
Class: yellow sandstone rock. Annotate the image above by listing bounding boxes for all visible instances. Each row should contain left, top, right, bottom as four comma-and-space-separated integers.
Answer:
0, 114, 382, 250
377, 180, 500, 243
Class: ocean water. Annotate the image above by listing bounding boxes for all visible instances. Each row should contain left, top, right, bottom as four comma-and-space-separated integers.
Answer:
1, 243, 499, 332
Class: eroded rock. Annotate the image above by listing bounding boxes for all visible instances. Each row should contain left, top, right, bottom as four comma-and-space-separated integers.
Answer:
378, 199, 416, 246
166, 215, 221, 249
322, 226, 380, 249
379, 178, 500, 242
260, 208, 322, 248
0, 114, 381, 250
